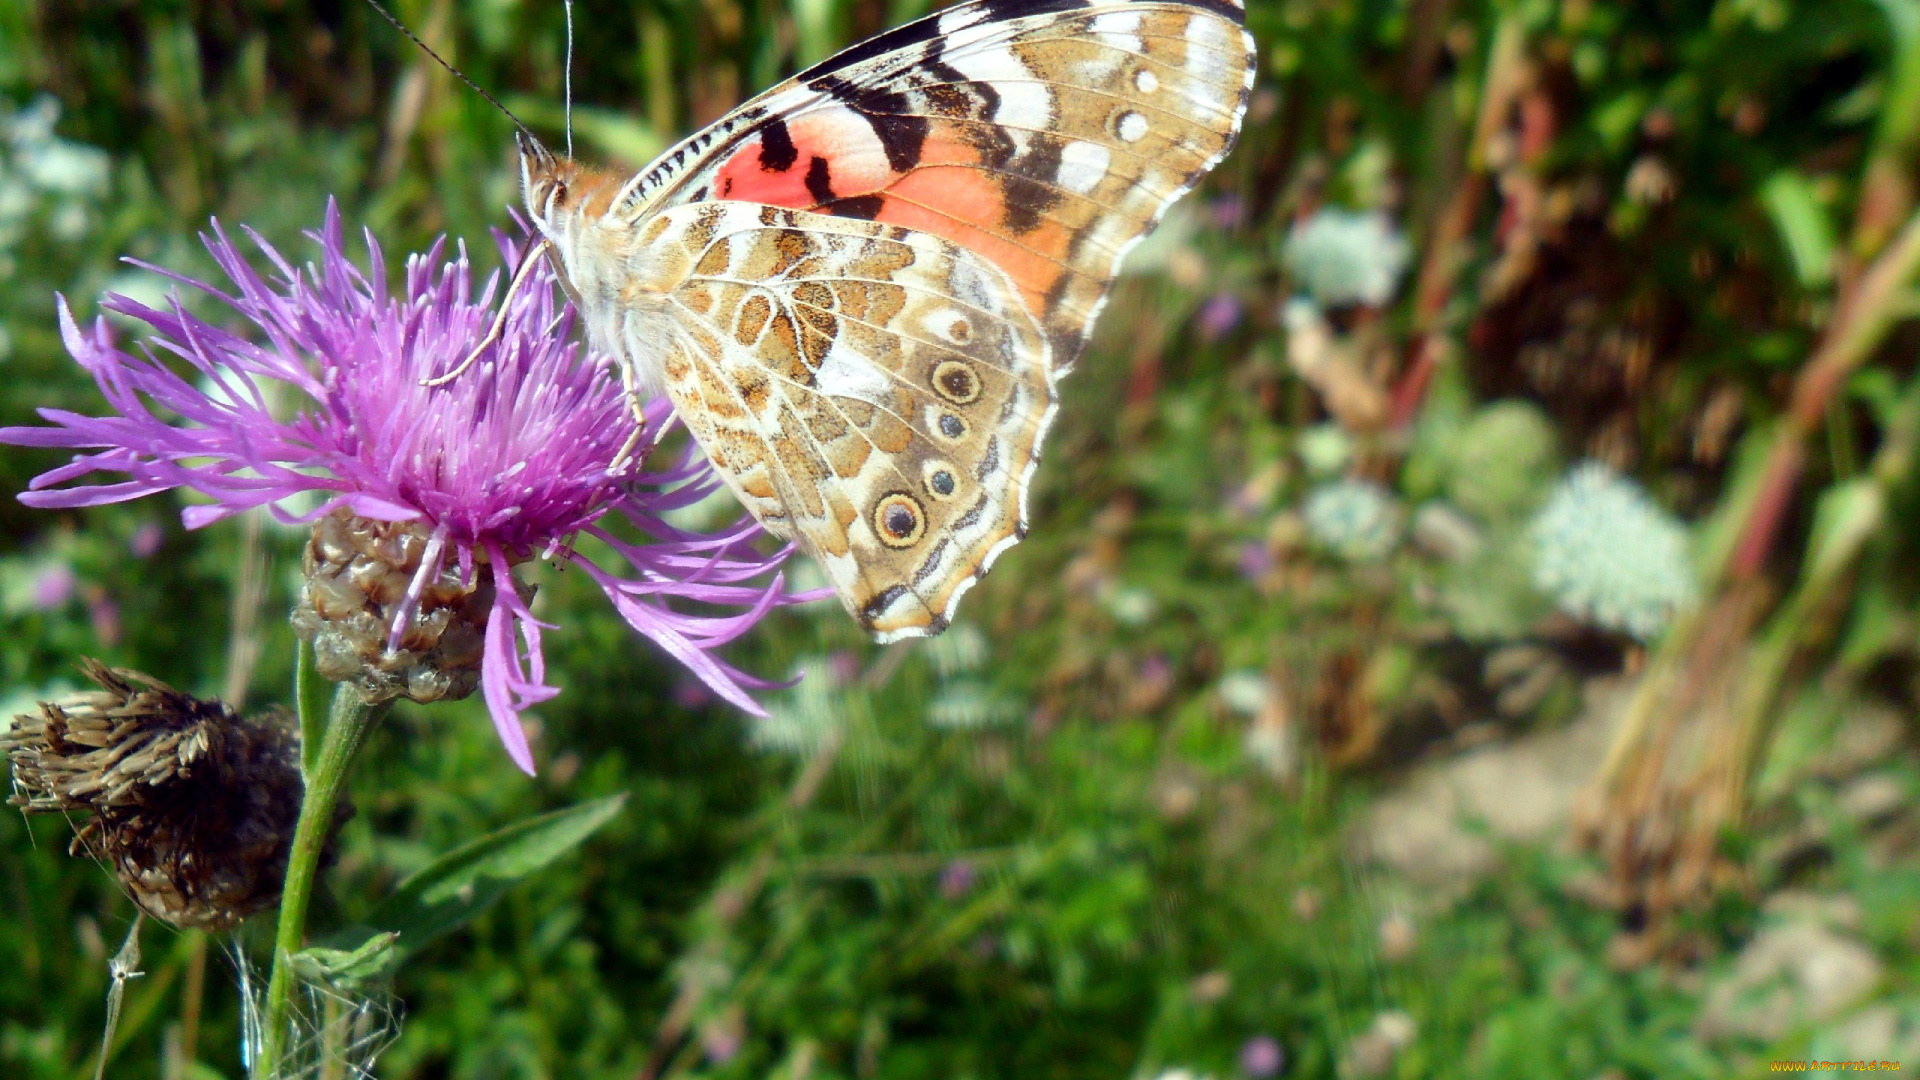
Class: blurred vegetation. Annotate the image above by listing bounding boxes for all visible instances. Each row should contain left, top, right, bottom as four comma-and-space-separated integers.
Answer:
4, 0, 1920, 1076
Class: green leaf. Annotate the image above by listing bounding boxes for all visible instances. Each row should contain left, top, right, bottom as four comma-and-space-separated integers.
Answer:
288, 931, 400, 991
1591, 90, 1649, 153
1761, 171, 1836, 287
365, 794, 627, 952
1835, 577, 1914, 672
1697, 421, 1780, 583
1802, 477, 1885, 591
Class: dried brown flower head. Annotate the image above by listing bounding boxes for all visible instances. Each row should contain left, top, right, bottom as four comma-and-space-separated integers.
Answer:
4, 660, 306, 930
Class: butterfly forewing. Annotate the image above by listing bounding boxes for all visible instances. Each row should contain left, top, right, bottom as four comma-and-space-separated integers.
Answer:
610, 0, 1255, 364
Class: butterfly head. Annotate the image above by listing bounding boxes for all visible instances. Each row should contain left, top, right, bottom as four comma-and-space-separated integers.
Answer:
517, 131, 622, 233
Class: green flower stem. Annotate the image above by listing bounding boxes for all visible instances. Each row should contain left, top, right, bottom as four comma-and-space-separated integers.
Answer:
255, 682, 387, 1080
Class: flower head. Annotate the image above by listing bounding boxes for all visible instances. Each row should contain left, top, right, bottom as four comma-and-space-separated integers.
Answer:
1239, 1036, 1284, 1079
1530, 462, 1696, 640
1196, 291, 1243, 341
4, 659, 302, 930
1282, 208, 1411, 308
1302, 479, 1404, 562
2, 202, 809, 772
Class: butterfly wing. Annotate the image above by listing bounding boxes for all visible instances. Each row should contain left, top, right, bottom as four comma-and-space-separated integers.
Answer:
632, 201, 1054, 640
608, 0, 1255, 365
540, 0, 1253, 637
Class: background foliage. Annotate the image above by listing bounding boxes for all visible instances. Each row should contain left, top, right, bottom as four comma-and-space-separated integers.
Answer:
4, 0, 1920, 1076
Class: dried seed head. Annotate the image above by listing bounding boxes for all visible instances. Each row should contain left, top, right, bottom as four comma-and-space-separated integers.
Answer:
291, 510, 520, 704
4, 660, 307, 930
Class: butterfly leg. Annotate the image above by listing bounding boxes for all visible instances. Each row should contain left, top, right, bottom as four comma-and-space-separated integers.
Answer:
608, 359, 649, 476
422, 238, 552, 388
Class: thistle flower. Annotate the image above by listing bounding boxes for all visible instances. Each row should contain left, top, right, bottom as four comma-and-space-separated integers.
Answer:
1302, 479, 1404, 562
1282, 208, 1411, 308
3, 659, 303, 930
1, 202, 809, 773
1530, 462, 1697, 640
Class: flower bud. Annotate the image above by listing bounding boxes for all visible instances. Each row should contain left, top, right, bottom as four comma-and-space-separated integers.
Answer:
291, 510, 514, 704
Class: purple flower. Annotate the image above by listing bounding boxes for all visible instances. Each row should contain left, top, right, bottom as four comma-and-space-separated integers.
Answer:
1237, 539, 1274, 582
1197, 292, 1243, 342
128, 521, 163, 558
86, 589, 121, 646
1211, 194, 1246, 231
2, 201, 815, 773
939, 858, 976, 899
1239, 1035, 1284, 1078
30, 562, 75, 610
1236, 1030, 1282, 1068
826, 650, 861, 685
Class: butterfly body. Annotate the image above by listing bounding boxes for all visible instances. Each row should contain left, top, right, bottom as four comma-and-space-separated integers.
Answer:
522, 0, 1253, 640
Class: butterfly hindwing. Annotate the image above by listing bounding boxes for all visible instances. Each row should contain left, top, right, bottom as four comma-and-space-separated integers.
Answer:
607, 0, 1255, 365
632, 202, 1055, 640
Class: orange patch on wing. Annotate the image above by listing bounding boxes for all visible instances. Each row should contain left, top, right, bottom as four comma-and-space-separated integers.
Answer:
878, 169, 1073, 312
713, 109, 902, 206
714, 140, 815, 206
704, 116, 1077, 309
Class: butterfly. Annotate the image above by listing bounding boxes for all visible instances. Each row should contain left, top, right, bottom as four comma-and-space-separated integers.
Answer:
514, 0, 1254, 641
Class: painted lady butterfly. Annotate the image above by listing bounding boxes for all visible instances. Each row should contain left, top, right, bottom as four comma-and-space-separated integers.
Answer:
519, 0, 1254, 641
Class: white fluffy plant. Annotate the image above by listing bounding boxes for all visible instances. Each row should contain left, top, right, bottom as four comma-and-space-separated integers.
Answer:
1282, 208, 1412, 309
1303, 479, 1405, 562
748, 656, 845, 755
1529, 463, 1699, 641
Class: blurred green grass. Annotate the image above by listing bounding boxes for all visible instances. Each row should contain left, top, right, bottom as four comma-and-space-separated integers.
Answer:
3, 0, 1920, 1077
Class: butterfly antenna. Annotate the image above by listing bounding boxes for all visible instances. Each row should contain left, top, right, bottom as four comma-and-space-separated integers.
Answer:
360, 0, 535, 141
563, 0, 575, 158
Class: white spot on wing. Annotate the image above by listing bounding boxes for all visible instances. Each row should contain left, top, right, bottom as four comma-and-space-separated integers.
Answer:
815, 341, 893, 406
937, 6, 987, 35
930, 307, 973, 344
1117, 111, 1149, 143
997, 82, 1052, 128
948, 258, 997, 309
1186, 12, 1228, 50
1181, 15, 1233, 83
1057, 141, 1111, 196
1135, 69, 1159, 94
1091, 10, 1144, 51
949, 47, 1051, 127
